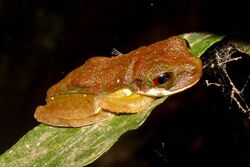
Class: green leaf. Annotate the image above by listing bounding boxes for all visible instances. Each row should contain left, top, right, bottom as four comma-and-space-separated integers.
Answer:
0, 32, 224, 167
181, 32, 225, 57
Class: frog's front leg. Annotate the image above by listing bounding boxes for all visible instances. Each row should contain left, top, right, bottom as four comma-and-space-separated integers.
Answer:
100, 89, 155, 114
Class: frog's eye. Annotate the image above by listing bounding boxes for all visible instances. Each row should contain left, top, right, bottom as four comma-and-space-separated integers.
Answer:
153, 72, 173, 86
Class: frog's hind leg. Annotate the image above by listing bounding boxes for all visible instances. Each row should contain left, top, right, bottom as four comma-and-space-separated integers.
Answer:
34, 94, 113, 127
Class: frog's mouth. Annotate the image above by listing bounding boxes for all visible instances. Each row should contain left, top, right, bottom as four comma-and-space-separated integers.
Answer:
137, 78, 200, 97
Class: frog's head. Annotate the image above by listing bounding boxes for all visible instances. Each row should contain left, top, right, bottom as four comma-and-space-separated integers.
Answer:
131, 36, 202, 97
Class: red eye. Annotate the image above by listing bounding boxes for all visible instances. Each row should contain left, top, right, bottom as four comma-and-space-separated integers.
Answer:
153, 72, 172, 86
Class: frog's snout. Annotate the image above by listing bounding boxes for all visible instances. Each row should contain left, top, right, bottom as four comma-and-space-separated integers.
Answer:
169, 58, 202, 94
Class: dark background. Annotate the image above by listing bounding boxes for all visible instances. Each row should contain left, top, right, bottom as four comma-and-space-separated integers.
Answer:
0, 0, 249, 166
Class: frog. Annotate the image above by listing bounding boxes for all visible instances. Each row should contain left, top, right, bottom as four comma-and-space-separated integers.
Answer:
34, 36, 202, 127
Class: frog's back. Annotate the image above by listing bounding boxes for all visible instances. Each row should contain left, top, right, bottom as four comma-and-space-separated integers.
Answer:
76, 56, 131, 94
47, 36, 200, 97
47, 55, 132, 96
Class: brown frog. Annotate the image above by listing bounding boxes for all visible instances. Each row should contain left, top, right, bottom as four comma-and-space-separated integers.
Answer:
34, 36, 202, 127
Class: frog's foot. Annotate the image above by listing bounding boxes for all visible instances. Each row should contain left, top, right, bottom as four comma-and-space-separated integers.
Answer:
34, 94, 114, 127
100, 89, 155, 114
